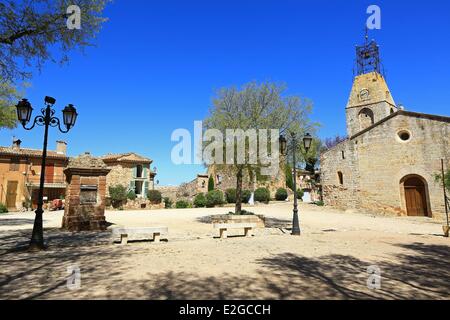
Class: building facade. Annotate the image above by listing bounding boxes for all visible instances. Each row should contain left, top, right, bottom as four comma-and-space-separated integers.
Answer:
0, 139, 68, 210
321, 40, 450, 220
0, 140, 157, 211
102, 153, 156, 198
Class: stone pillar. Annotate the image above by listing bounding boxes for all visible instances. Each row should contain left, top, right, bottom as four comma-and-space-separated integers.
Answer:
62, 153, 110, 232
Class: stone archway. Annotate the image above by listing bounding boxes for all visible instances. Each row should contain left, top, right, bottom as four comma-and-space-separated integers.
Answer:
401, 175, 430, 217
358, 108, 374, 130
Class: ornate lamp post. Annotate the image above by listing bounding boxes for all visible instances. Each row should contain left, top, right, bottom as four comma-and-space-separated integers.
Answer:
279, 132, 313, 236
16, 96, 78, 250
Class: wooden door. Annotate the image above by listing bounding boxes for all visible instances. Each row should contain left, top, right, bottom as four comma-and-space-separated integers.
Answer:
404, 178, 428, 217
45, 163, 54, 183
6, 181, 18, 209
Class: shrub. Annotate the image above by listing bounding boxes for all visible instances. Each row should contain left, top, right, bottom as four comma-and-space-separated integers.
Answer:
0, 203, 8, 214
225, 188, 236, 203
206, 190, 224, 207
208, 176, 215, 191
176, 199, 190, 209
226, 188, 252, 204
193, 193, 207, 208
127, 190, 137, 201
242, 190, 252, 203
147, 190, 162, 204
315, 200, 324, 206
109, 185, 128, 208
254, 187, 270, 203
275, 188, 288, 201
164, 197, 173, 209
296, 188, 304, 200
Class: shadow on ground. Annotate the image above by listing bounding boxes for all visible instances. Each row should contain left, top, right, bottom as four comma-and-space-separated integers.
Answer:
0, 218, 45, 227
0, 226, 448, 300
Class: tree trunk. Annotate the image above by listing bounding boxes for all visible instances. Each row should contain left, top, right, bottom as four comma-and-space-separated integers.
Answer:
235, 167, 243, 215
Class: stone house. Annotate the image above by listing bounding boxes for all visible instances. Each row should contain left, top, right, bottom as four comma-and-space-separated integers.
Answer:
321, 39, 450, 220
101, 153, 156, 198
0, 139, 68, 210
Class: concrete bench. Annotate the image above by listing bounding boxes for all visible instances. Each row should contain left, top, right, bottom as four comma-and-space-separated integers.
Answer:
213, 223, 256, 239
112, 227, 168, 245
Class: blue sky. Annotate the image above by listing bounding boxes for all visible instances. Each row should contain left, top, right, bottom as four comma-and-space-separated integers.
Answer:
1, 0, 449, 185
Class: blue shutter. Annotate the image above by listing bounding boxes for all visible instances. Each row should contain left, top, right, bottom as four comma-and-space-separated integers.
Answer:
132, 166, 137, 178
129, 181, 134, 193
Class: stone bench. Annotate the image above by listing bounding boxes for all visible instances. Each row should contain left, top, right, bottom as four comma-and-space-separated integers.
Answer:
213, 223, 256, 239
112, 227, 168, 244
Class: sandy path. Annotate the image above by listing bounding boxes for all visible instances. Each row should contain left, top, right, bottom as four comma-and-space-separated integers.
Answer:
0, 203, 448, 300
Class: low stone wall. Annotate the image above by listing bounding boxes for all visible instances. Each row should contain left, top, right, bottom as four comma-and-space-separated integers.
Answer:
122, 199, 164, 210
106, 198, 164, 210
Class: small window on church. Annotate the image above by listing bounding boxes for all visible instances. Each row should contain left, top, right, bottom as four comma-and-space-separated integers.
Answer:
397, 130, 411, 142
337, 171, 344, 185
390, 108, 395, 114
341, 151, 345, 160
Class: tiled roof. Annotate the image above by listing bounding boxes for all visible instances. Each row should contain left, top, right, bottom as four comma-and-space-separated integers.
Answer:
0, 147, 67, 159
101, 152, 153, 164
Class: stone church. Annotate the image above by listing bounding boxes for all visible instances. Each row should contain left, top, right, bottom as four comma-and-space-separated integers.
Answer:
321, 39, 450, 220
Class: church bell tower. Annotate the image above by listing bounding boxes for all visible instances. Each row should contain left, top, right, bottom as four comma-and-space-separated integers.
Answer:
345, 36, 397, 137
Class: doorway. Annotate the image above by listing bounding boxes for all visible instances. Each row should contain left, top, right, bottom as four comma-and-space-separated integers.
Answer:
403, 176, 429, 217
6, 181, 18, 209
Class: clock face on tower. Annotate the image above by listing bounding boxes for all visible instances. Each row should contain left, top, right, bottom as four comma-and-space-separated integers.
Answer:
360, 89, 370, 101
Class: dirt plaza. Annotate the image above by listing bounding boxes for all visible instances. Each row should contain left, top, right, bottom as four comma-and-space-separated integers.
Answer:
0, 202, 449, 300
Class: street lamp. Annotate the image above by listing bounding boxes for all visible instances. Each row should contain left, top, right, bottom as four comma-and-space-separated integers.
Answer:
280, 132, 314, 236
16, 96, 78, 250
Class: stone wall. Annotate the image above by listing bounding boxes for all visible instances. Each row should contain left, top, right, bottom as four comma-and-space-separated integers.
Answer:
322, 112, 450, 220
156, 186, 179, 202
105, 163, 134, 195
207, 163, 286, 197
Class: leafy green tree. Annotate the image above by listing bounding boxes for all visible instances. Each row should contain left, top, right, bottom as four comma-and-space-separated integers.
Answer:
208, 176, 215, 191
204, 81, 317, 214
0, 0, 110, 128
0, 82, 22, 129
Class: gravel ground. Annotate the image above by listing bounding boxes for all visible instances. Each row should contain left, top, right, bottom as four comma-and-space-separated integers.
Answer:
0, 202, 449, 300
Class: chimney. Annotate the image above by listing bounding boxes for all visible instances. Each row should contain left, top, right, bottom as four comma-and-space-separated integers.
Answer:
12, 138, 22, 151
56, 141, 67, 155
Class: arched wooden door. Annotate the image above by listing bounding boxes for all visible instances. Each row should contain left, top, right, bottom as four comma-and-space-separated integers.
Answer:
404, 177, 429, 217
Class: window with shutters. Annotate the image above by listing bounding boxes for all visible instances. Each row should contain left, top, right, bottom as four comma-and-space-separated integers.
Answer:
136, 165, 143, 178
